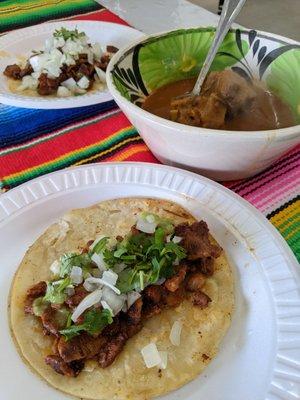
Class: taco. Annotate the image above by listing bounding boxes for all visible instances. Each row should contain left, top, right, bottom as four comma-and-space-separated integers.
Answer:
9, 198, 234, 399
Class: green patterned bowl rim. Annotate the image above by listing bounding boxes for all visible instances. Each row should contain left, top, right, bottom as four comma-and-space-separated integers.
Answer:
107, 26, 300, 138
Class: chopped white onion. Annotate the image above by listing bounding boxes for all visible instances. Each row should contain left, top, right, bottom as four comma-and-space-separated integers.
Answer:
101, 286, 126, 316
98, 278, 120, 294
77, 75, 90, 89
101, 300, 113, 314
127, 291, 141, 309
65, 286, 75, 296
29, 54, 46, 72
57, 86, 72, 97
44, 37, 54, 52
95, 66, 106, 83
91, 42, 103, 59
136, 217, 157, 234
46, 63, 61, 78
86, 49, 94, 65
83, 277, 99, 292
61, 77, 77, 91
102, 270, 118, 286
31, 71, 40, 79
91, 252, 107, 272
79, 34, 88, 45
18, 75, 38, 91
141, 343, 161, 368
166, 235, 182, 244
158, 351, 168, 369
61, 53, 75, 66
50, 260, 60, 275
70, 266, 83, 285
83, 276, 120, 295
53, 36, 65, 48
71, 289, 102, 322
145, 214, 156, 223
169, 320, 182, 346
172, 236, 182, 244
62, 38, 84, 56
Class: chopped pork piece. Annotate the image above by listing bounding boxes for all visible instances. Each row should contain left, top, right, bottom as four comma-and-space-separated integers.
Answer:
24, 281, 47, 314
106, 45, 119, 53
26, 281, 47, 298
164, 265, 187, 292
170, 70, 256, 128
45, 355, 84, 377
170, 94, 226, 128
186, 272, 206, 292
143, 303, 162, 319
127, 298, 143, 325
3, 64, 22, 79
175, 221, 222, 260
98, 332, 127, 368
191, 291, 211, 308
65, 284, 88, 309
122, 320, 142, 338
162, 287, 184, 308
37, 73, 60, 95
58, 334, 107, 363
202, 70, 256, 114
102, 316, 121, 337
40, 306, 63, 337
143, 285, 162, 304
199, 257, 215, 276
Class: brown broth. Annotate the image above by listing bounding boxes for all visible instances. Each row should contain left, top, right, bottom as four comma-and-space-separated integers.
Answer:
142, 77, 295, 131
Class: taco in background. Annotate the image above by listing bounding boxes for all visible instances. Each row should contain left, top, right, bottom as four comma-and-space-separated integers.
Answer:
9, 198, 234, 399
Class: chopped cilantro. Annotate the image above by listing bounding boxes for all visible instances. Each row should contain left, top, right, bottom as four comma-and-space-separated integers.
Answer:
53, 27, 85, 41
59, 253, 92, 278
91, 237, 109, 255
43, 277, 71, 304
102, 222, 186, 293
60, 308, 113, 340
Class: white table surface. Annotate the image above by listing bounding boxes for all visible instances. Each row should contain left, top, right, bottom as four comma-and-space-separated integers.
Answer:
96, 0, 220, 34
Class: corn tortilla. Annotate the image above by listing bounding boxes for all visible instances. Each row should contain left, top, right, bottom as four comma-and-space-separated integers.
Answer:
9, 198, 234, 399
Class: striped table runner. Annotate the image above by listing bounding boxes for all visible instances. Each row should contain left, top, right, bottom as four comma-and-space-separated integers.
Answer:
0, 0, 299, 261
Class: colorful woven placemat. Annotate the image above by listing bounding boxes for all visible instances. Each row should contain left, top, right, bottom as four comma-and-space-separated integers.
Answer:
0, 0, 299, 261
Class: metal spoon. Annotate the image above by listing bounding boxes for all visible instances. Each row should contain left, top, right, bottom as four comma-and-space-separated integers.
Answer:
181, 0, 247, 99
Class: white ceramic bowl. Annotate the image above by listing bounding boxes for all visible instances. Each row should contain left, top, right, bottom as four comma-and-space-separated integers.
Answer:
107, 27, 300, 180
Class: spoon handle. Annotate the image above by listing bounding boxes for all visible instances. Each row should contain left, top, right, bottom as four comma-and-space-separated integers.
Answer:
191, 0, 247, 96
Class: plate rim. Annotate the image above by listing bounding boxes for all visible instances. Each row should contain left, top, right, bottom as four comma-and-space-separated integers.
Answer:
0, 161, 299, 400
0, 161, 298, 268
0, 21, 144, 109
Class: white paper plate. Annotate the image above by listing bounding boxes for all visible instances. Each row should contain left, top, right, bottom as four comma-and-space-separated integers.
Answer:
0, 162, 299, 400
0, 21, 144, 109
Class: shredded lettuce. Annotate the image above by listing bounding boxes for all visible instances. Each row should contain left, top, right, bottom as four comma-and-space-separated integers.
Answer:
60, 308, 113, 340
